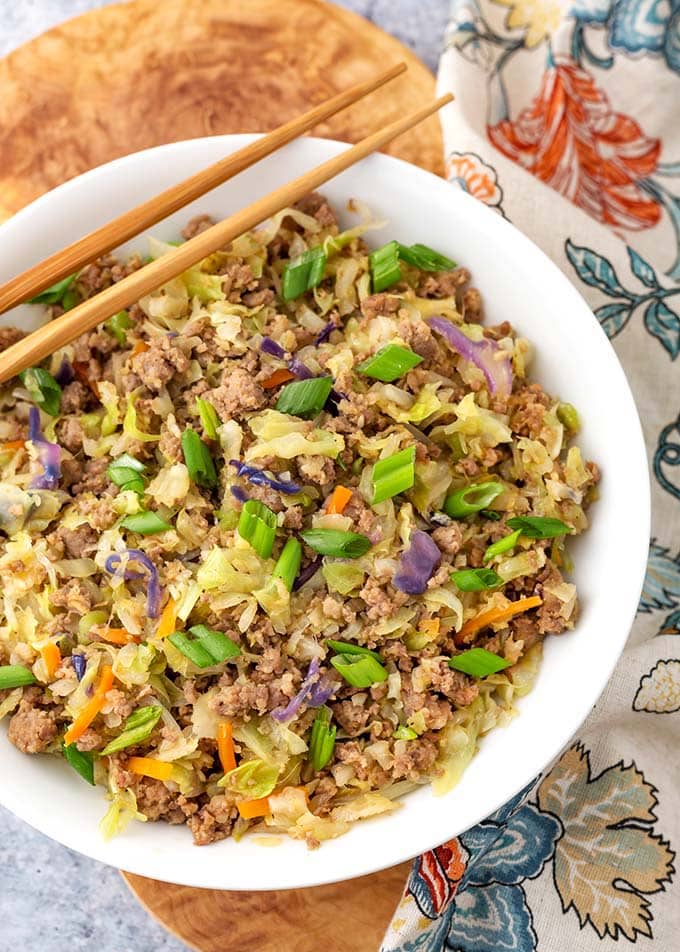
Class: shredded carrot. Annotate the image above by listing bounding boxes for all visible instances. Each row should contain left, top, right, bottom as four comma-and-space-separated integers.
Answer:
217, 721, 237, 773
91, 626, 140, 646
156, 598, 177, 640
237, 796, 271, 819
64, 664, 114, 745
72, 360, 100, 398
326, 485, 353, 514
131, 340, 149, 357
128, 756, 173, 782
261, 368, 296, 389
419, 618, 440, 636
0, 440, 25, 452
40, 643, 61, 680
455, 595, 543, 645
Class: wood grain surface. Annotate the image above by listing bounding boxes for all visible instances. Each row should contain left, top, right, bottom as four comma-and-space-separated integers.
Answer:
0, 0, 439, 946
123, 863, 412, 952
0, 0, 443, 222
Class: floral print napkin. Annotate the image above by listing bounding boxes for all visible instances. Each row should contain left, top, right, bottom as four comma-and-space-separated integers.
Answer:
382, 2, 679, 949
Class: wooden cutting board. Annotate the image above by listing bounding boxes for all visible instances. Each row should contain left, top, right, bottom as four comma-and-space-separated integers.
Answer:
0, 0, 440, 946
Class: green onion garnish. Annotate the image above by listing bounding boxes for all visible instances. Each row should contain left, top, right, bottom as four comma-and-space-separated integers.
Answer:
356, 344, 423, 382
557, 402, 580, 433
506, 516, 572, 539
100, 705, 163, 756
272, 538, 302, 592
300, 529, 372, 559
107, 454, 146, 495
169, 625, 240, 669
0, 664, 36, 689
196, 397, 220, 440
62, 743, 95, 785
331, 653, 388, 687
325, 640, 382, 660
19, 368, 62, 416
238, 499, 277, 559
372, 445, 416, 504
483, 529, 522, 562
27, 274, 76, 305
61, 288, 79, 311
443, 482, 503, 518
393, 725, 418, 740
451, 568, 503, 592
181, 428, 218, 488
282, 247, 327, 300
309, 706, 336, 772
480, 509, 502, 521
448, 647, 511, 677
369, 240, 401, 292
120, 512, 173, 535
275, 376, 333, 419
105, 310, 133, 345
397, 243, 456, 272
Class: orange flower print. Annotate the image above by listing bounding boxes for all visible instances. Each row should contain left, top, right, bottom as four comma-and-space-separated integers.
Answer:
446, 151, 505, 212
488, 57, 661, 231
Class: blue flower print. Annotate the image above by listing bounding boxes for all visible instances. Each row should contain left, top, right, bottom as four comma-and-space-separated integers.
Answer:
609, 0, 680, 72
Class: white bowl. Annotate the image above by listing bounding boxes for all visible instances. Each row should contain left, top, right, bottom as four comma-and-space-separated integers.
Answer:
0, 135, 649, 890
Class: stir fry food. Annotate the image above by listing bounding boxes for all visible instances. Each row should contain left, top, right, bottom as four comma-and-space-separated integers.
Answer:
0, 194, 599, 846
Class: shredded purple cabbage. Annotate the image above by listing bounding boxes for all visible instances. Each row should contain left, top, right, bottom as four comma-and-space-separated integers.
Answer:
229, 460, 300, 495
71, 653, 86, 681
260, 337, 286, 359
28, 407, 61, 490
428, 316, 513, 397
271, 658, 332, 722
105, 549, 161, 618
315, 322, 335, 345
287, 356, 314, 380
393, 531, 441, 595
292, 556, 322, 591
230, 485, 249, 503
54, 357, 74, 386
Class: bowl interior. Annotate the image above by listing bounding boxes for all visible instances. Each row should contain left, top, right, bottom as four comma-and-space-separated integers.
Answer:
0, 135, 649, 890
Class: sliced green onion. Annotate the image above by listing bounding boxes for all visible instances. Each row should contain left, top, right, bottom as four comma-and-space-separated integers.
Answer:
100, 705, 163, 755
448, 647, 511, 677
282, 247, 327, 300
483, 529, 522, 562
219, 759, 279, 798
120, 511, 172, 535
325, 640, 382, 660
27, 274, 76, 305
19, 368, 62, 416
451, 568, 503, 592
309, 707, 336, 772
106, 310, 133, 345
443, 481, 503, 518
272, 538, 302, 592
238, 499, 277, 558
300, 528, 372, 559
169, 625, 240, 669
369, 240, 401, 293
196, 397, 220, 440
275, 376, 333, 419
480, 509, 502, 521
372, 446, 416, 504
61, 288, 79, 311
0, 664, 36, 689
331, 653, 388, 687
62, 743, 95, 785
397, 243, 456, 272
506, 516, 572, 539
110, 452, 145, 473
393, 725, 418, 740
356, 344, 423, 383
557, 402, 580, 433
181, 428, 218, 488
107, 454, 146, 495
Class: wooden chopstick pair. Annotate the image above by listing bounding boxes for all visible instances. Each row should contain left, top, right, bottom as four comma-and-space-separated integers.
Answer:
0, 64, 452, 383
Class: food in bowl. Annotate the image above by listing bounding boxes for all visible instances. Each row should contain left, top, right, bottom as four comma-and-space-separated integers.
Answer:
0, 193, 598, 847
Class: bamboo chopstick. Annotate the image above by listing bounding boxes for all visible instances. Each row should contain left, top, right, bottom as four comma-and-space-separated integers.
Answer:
0, 92, 453, 384
0, 62, 407, 315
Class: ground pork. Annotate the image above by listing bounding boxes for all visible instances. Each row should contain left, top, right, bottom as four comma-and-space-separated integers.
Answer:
0, 326, 25, 351
189, 795, 238, 845
418, 267, 470, 299
360, 293, 400, 321
509, 383, 550, 437
71, 457, 112, 495
76, 495, 118, 531
359, 576, 408, 622
392, 735, 439, 780
296, 455, 335, 486
242, 288, 275, 308
209, 681, 271, 718
51, 524, 98, 559
131, 336, 190, 392
135, 777, 191, 824
207, 367, 266, 420
50, 578, 93, 614
428, 660, 480, 707
181, 214, 214, 239
309, 777, 338, 816
158, 423, 182, 463
294, 192, 338, 228
401, 673, 452, 729
332, 699, 374, 736
219, 262, 257, 300
432, 523, 463, 555
56, 417, 85, 454
74, 728, 103, 752
8, 694, 59, 753
462, 287, 483, 322
60, 380, 91, 414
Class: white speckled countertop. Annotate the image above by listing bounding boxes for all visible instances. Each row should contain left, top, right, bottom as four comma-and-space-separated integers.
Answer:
0, 2, 446, 948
